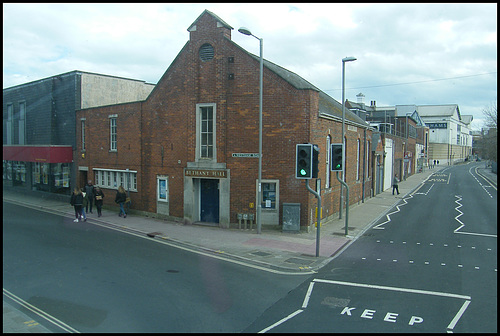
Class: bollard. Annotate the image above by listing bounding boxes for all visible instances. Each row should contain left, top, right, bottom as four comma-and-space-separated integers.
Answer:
237, 213, 243, 229
243, 213, 248, 230
249, 213, 254, 230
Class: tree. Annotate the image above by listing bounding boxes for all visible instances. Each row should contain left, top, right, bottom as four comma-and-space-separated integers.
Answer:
482, 101, 497, 162
483, 100, 497, 129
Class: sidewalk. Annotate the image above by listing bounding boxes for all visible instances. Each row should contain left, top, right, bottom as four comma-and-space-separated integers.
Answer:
6, 163, 489, 332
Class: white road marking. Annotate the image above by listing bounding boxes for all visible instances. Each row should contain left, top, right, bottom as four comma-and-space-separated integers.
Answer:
3, 288, 80, 333
447, 300, 471, 330
302, 282, 315, 308
259, 309, 304, 333
312, 279, 471, 300
453, 195, 497, 238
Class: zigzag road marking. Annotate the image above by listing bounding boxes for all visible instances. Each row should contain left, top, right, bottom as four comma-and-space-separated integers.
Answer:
373, 193, 414, 230
454, 195, 497, 238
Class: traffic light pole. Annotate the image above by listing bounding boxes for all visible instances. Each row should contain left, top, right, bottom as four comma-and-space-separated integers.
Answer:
336, 172, 349, 236
305, 179, 321, 257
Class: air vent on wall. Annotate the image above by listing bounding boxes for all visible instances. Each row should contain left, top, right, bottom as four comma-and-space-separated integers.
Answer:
199, 43, 214, 62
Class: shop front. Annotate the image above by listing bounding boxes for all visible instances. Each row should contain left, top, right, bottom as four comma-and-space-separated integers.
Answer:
3, 145, 73, 195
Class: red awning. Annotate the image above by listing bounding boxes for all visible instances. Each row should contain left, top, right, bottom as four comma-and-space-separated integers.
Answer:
3, 145, 73, 163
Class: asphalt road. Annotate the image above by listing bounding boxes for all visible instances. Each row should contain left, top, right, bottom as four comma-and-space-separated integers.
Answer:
3, 203, 310, 332
244, 163, 497, 333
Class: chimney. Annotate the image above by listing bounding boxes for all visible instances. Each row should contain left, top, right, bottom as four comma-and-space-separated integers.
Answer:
356, 92, 365, 104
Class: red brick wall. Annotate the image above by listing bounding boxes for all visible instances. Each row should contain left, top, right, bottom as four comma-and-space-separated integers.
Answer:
76, 11, 375, 228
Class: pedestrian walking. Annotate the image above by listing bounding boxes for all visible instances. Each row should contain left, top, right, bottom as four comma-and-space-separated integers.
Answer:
392, 174, 400, 195
115, 185, 127, 218
84, 180, 95, 214
433, 159, 436, 168
94, 186, 105, 217
70, 187, 84, 222
437, 160, 439, 166
80, 189, 88, 221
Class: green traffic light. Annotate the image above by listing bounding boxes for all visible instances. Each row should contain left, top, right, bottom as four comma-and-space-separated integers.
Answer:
300, 169, 307, 176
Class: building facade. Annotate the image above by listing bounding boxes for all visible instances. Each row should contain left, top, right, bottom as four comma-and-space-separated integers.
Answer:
416, 105, 473, 165
75, 10, 374, 230
3, 71, 154, 196
346, 95, 429, 193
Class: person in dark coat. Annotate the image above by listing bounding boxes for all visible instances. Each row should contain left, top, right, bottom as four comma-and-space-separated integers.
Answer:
94, 186, 105, 217
70, 187, 84, 222
115, 185, 127, 218
392, 174, 400, 195
84, 180, 95, 214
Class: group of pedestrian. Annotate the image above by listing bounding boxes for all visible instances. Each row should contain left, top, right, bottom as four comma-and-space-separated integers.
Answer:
70, 180, 125, 222
429, 159, 440, 169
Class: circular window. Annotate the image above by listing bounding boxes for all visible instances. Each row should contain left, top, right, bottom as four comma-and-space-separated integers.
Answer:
199, 43, 214, 62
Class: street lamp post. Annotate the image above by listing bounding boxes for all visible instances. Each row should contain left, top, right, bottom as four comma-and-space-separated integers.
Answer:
340, 56, 356, 221
239, 27, 263, 234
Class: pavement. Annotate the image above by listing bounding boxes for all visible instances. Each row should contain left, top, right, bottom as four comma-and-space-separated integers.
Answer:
3, 161, 496, 333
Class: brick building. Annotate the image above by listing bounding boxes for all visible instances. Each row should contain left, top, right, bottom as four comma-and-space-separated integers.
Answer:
76, 10, 373, 230
3, 71, 154, 196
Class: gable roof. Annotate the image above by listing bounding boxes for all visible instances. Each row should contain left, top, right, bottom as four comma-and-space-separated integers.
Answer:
187, 9, 233, 31
416, 104, 461, 120
231, 40, 366, 126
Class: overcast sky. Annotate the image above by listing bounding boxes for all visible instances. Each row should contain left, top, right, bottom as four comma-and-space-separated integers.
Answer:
3, 3, 497, 130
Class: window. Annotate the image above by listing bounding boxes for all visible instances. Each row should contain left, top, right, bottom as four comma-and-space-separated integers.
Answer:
157, 176, 168, 202
197, 104, 216, 161
261, 182, 277, 209
366, 141, 370, 178
94, 168, 137, 192
18, 102, 26, 145
109, 116, 117, 151
201, 107, 213, 158
81, 119, 86, 151
6, 104, 13, 145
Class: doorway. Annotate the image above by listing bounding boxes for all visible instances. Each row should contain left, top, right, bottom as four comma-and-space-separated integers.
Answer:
200, 179, 219, 223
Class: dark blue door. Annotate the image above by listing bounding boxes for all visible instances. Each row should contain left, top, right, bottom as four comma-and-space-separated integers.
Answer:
200, 179, 219, 223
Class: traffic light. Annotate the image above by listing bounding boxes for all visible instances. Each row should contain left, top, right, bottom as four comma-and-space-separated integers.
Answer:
296, 144, 313, 179
312, 144, 319, 178
330, 143, 343, 171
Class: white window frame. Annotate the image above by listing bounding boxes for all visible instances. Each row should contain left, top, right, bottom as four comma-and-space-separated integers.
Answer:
109, 115, 117, 151
94, 168, 138, 192
157, 176, 169, 202
196, 103, 216, 162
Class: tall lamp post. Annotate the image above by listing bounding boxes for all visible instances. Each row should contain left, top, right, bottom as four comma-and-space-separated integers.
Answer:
340, 56, 356, 220
239, 27, 263, 234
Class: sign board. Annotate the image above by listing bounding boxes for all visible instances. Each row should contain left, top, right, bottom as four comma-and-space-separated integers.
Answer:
232, 153, 260, 158
185, 169, 227, 178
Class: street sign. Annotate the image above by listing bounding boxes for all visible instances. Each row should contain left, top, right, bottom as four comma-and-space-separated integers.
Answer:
232, 153, 260, 158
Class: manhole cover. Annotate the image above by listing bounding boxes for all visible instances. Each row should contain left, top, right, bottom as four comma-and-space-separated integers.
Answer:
251, 251, 272, 257
285, 257, 314, 265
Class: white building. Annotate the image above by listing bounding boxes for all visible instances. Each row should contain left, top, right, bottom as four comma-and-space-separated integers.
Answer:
416, 104, 473, 165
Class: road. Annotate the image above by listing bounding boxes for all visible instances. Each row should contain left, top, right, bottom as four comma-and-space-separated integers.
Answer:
3, 203, 309, 332
244, 162, 497, 333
